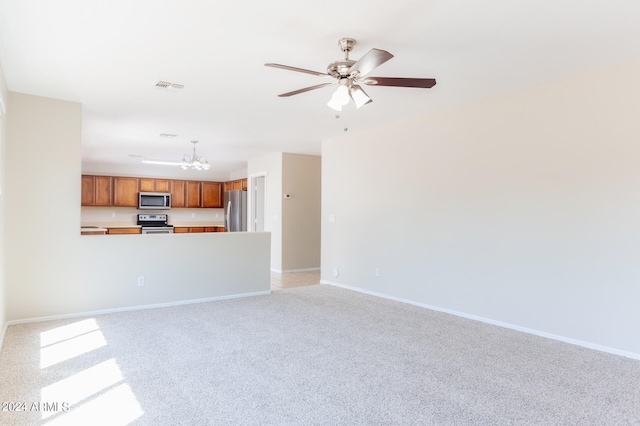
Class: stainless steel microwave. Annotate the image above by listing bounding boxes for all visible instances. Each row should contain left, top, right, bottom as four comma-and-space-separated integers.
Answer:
138, 192, 171, 209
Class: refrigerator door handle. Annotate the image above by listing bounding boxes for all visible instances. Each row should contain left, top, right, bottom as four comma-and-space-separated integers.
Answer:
226, 201, 231, 231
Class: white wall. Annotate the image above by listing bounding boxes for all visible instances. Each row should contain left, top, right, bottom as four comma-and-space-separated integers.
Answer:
5, 92, 270, 322
322, 60, 640, 358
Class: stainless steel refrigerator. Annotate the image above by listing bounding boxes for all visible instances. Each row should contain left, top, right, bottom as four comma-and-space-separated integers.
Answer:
224, 190, 247, 232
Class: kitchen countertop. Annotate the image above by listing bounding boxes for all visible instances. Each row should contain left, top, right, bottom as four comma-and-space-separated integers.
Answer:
81, 222, 225, 229
81, 223, 142, 228
80, 225, 108, 235
171, 222, 225, 227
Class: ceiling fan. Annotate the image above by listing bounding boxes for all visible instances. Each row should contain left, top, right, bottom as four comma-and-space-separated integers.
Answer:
265, 37, 436, 111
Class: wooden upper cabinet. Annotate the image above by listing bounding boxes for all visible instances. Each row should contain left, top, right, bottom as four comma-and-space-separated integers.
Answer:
81, 175, 225, 209
155, 179, 170, 192
170, 180, 186, 208
82, 175, 112, 206
224, 178, 248, 192
186, 181, 201, 208
113, 177, 139, 207
95, 176, 113, 205
81, 175, 96, 206
140, 178, 170, 193
202, 182, 223, 208
139, 178, 154, 192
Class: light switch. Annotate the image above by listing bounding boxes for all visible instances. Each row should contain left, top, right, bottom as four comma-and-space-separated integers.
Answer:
329, 214, 336, 223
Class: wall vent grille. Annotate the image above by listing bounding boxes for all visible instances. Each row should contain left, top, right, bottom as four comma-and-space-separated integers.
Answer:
154, 81, 185, 91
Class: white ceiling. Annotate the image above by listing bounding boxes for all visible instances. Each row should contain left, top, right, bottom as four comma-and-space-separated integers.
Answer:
1, 0, 640, 181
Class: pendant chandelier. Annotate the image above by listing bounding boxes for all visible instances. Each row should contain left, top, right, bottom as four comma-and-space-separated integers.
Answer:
180, 140, 210, 170
141, 140, 211, 170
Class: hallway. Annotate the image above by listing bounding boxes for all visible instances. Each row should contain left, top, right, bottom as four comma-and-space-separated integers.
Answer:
270, 270, 320, 291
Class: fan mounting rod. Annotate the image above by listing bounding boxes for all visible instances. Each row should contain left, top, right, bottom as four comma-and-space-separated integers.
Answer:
338, 37, 356, 59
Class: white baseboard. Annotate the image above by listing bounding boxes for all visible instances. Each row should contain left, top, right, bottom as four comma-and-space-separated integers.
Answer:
5, 290, 272, 327
321, 280, 640, 361
271, 267, 320, 274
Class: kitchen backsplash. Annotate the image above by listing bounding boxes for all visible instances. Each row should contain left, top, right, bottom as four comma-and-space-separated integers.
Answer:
81, 207, 225, 225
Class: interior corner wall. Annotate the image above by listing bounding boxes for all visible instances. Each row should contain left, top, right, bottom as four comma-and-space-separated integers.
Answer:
281, 153, 321, 271
248, 152, 283, 271
321, 60, 640, 357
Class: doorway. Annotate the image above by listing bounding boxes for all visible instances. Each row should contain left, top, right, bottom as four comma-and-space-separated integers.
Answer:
250, 174, 266, 232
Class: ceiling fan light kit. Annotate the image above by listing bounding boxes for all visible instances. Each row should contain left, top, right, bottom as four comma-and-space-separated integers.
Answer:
265, 37, 436, 111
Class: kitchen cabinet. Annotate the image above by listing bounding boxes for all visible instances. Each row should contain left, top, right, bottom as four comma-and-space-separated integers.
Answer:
82, 175, 112, 206
170, 180, 187, 208
186, 181, 201, 208
139, 178, 170, 193
174, 226, 225, 233
81, 227, 108, 235
202, 182, 223, 208
113, 177, 139, 207
107, 227, 141, 235
224, 178, 248, 192
80, 174, 226, 209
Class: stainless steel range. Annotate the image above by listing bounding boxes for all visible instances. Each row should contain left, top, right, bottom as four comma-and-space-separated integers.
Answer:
137, 214, 174, 234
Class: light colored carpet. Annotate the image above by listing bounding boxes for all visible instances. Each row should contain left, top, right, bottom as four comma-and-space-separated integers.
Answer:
1, 285, 639, 425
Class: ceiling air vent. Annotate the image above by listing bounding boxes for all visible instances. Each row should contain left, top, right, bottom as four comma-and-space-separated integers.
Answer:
159, 133, 178, 138
154, 81, 185, 91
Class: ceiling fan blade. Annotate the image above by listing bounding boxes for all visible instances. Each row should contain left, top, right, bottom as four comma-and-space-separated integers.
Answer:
347, 48, 394, 77
265, 63, 330, 77
278, 82, 335, 97
363, 77, 437, 88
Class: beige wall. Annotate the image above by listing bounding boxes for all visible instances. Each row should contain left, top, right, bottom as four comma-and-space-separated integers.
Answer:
0, 63, 7, 343
322, 60, 640, 358
5, 92, 82, 321
282, 153, 321, 271
4, 92, 270, 322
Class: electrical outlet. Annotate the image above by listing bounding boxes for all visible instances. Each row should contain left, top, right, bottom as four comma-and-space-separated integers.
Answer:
137, 276, 145, 287
191, 213, 196, 218
375, 268, 380, 277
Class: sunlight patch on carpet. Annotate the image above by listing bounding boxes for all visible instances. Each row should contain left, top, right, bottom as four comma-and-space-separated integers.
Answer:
37, 319, 144, 425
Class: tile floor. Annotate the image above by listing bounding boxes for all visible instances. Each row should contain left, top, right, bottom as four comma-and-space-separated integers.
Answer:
270, 270, 320, 290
